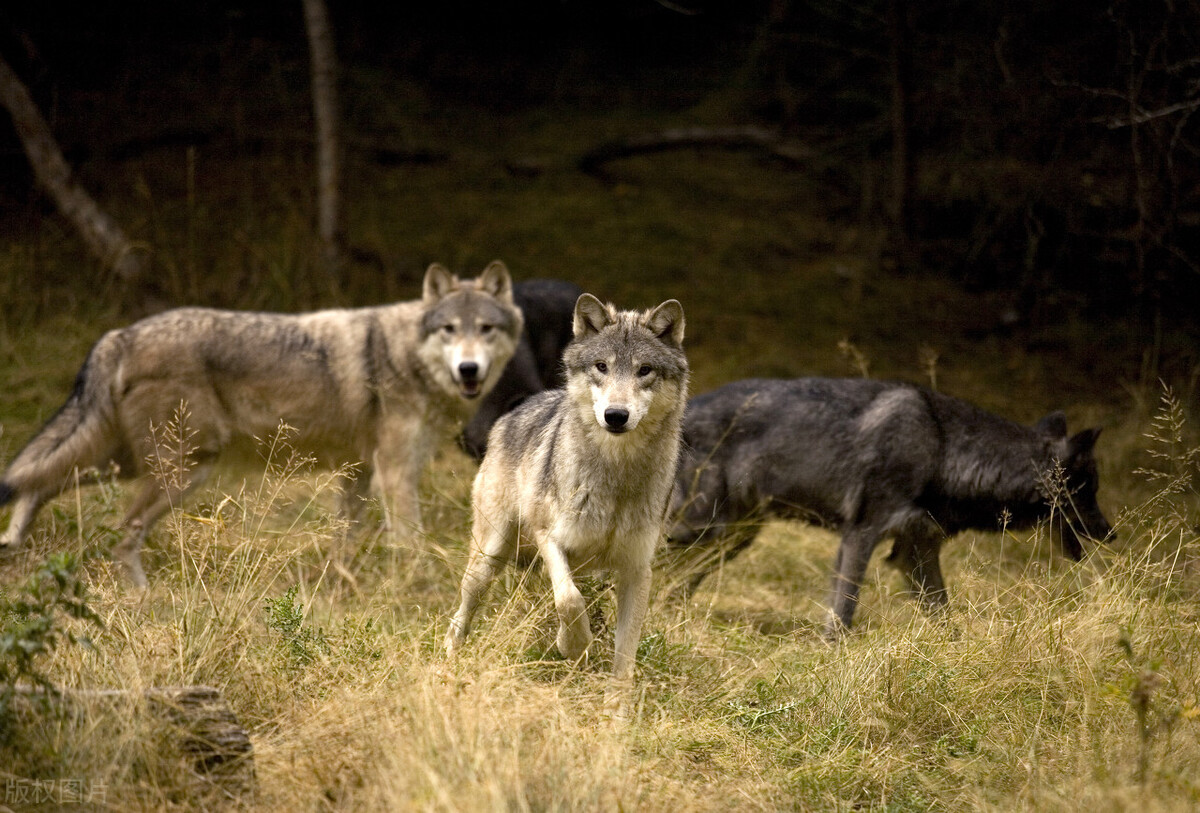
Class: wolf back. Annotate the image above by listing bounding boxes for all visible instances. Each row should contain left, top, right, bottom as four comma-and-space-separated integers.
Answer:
668, 377, 1111, 636
0, 261, 524, 586
446, 294, 689, 688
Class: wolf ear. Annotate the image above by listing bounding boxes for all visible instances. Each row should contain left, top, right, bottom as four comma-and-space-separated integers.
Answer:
646, 299, 685, 347
1035, 411, 1068, 439
1066, 427, 1102, 459
476, 260, 514, 303
423, 263, 459, 304
573, 293, 612, 338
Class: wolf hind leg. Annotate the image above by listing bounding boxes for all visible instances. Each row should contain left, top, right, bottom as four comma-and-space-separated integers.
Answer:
0, 491, 46, 550
887, 523, 948, 615
111, 458, 215, 588
445, 520, 514, 654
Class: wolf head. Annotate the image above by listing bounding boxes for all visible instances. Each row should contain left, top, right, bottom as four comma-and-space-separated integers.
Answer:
563, 293, 689, 437
1035, 411, 1112, 557
419, 261, 524, 401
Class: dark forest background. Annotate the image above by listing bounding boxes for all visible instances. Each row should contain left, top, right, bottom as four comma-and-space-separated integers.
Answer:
2, 1, 1199, 371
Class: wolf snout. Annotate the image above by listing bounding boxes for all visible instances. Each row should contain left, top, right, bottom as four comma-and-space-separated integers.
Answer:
604, 407, 630, 432
458, 361, 482, 397
1079, 512, 1115, 543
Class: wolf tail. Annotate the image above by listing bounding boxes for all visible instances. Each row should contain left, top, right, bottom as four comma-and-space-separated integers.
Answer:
0, 331, 125, 502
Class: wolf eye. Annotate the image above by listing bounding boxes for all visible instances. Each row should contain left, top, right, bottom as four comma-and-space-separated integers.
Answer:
595, 361, 608, 374
441, 324, 456, 335
479, 323, 494, 335
637, 365, 653, 377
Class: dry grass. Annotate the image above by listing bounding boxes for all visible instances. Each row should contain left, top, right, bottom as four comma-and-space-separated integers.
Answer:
2, 75, 1200, 809
0, 386, 1198, 811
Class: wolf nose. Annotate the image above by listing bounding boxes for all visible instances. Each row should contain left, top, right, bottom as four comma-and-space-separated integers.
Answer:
458, 362, 480, 382
604, 408, 629, 429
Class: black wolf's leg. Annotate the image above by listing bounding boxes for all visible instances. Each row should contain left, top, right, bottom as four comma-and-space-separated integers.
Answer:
663, 520, 763, 600
825, 526, 882, 639
888, 528, 948, 614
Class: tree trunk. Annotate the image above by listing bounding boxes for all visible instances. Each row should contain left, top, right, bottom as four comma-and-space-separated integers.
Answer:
302, 0, 344, 281
888, 0, 915, 260
0, 53, 148, 283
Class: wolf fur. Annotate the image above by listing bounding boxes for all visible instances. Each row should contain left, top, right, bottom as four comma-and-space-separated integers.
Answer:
460, 278, 583, 460
0, 261, 523, 587
446, 294, 688, 684
667, 377, 1111, 637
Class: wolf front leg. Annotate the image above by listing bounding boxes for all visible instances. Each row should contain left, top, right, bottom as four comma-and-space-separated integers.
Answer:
825, 526, 884, 640
538, 535, 593, 662
612, 557, 652, 682
372, 417, 433, 536
336, 466, 372, 529
887, 525, 949, 615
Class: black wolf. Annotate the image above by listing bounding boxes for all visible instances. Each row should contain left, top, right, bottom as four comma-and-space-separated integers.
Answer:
667, 377, 1111, 637
460, 278, 583, 460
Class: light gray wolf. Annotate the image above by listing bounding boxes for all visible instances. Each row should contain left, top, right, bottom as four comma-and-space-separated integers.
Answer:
460, 278, 584, 460
667, 377, 1112, 638
0, 261, 524, 587
445, 293, 688, 686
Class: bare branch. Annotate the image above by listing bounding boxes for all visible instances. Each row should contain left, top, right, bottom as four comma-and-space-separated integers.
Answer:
0, 52, 148, 282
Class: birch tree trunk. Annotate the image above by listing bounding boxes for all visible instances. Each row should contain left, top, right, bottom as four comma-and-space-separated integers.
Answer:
0, 53, 148, 283
302, 0, 344, 280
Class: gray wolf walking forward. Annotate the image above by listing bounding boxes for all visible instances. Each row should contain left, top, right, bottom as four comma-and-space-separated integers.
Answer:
667, 377, 1111, 638
0, 261, 523, 587
446, 294, 688, 687
460, 278, 584, 460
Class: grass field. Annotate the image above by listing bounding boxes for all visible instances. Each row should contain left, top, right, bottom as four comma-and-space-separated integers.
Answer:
2, 65, 1200, 810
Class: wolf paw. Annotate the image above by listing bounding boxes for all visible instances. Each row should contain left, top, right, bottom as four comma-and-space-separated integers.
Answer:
112, 548, 149, 590
444, 622, 466, 656
556, 622, 593, 662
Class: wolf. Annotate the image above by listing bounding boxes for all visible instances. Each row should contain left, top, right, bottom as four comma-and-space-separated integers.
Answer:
0, 261, 524, 587
459, 278, 584, 460
666, 377, 1112, 638
445, 293, 688, 687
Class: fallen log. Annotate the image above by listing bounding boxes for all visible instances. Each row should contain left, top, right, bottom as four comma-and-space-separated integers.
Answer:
577, 125, 813, 177
10, 684, 254, 799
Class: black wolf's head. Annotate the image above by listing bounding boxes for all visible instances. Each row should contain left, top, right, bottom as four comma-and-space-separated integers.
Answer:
1036, 411, 1113, 559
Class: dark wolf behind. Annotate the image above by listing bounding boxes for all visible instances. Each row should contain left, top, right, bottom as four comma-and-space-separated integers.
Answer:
460, 278, 583, 460
667, 377, 1111, 637
0, 261, 524, 586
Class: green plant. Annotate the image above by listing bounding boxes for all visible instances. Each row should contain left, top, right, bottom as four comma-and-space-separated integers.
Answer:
264, 585, 329, 675
1113, 628, 1182, 785
0, 553, 102, 744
